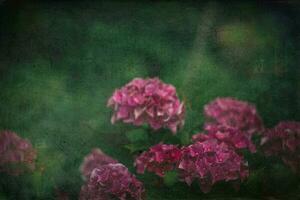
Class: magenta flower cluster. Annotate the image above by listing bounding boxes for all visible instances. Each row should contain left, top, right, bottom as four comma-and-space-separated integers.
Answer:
80, 163, 145, 200
178, 139, 249, 193
135, 140, 249, 193
80, 149, 145, 200
80, 148, 118, 180
0, 130, 37, 176
107, 78, 185, 134
192, 124, 256, 153
204, 97, 263, 135
135, 144, 181, 177
261, 121, 300, 173
132, 96, 265, 193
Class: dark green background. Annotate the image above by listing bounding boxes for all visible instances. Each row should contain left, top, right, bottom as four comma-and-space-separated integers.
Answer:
0, 0, 299, 199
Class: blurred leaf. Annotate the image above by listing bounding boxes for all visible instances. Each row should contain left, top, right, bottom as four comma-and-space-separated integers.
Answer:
243, 168, 265, 196
31, 171, 43, 198
163, 171, 178, 187
179, 131, 191, 145
124, 143, 150, 153
0, 193, 7, 200
125, 129, 149, 143
266, 164, 298, 194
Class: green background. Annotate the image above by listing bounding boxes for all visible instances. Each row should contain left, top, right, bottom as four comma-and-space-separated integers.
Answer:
0, 0, 299, 199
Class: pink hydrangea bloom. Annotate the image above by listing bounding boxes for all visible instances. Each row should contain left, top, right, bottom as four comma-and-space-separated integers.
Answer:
135, 144, 181, 177
178, 139, 249, 193
79, 163, 145, 200
107, 78, 185, 134
80, 148, 118, 180
0, 130, 37, 176
261, 121, 300, 173
204, 97, 263, 135
192, 124, 256, 153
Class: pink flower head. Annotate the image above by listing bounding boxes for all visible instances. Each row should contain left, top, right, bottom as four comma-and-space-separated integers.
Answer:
261, 121, 300, 173
80, 148, 118, 180
134, 144, 181, 177
178, 139, 249, 193
79, 163, 145, 200
192, 124, 256, 153
204, 97, 263, 135
0, 130, 37, 176
107, 78, 185, 134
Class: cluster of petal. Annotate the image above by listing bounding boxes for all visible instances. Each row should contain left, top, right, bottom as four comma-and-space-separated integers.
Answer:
135, 144, 181, 177
107, 78, 185, 134
178, 139, 249, 193
192, 124, 256, 153
261, 121, 300, 172
80, 148, 118, 180
0, 130, 37, 176
80, 163, 145, 200
204, 97, 263, 135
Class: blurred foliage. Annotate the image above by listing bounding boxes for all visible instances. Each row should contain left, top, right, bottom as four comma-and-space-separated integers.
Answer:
0, 0, 299, 199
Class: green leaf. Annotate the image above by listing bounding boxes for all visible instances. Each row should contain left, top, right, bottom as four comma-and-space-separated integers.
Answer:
179, 131, 190, 145
125, 129, 149, 143
163, 171, 178, 187
124, 143, 149, 153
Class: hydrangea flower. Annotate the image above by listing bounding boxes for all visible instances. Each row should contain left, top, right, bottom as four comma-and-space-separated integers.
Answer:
178, 139, 249, 193
0, 130, 37, 176
261, 121, 300, 172
80, 163, 145, 200
192, 124, 256, 153
80, 148, 118, 180
135, 144, 181, 177
204, 97, 263, 135
107, 78, 185, 134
